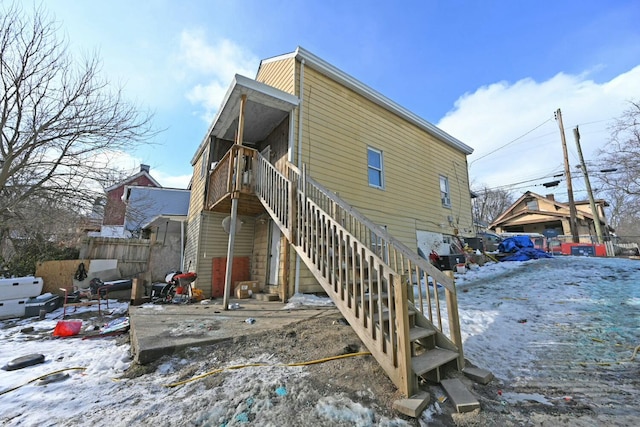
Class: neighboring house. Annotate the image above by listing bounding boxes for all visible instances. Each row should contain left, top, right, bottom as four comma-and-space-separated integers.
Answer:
183, 47, 475, 402
490, 191, 610, 241
127, 186, 191, 274
123, 186, 191, 236
101, 165, 161, 237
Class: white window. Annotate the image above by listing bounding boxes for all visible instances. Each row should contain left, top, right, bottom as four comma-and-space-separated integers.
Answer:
440, 175, 451, 208
367, 147, 384, 189
526, 199, 538, 210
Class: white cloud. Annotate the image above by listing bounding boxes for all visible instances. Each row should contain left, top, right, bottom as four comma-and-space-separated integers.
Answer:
152, 171, 192, 189
178, 30, 259, 121
437, 66, 640, 196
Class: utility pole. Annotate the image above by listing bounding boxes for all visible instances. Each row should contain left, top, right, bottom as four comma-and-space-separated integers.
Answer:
573, 126, 604, 244
555, 108, 579, 243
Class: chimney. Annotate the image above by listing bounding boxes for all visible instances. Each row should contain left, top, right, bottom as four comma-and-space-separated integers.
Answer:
140, 164, 150, 173
546, 194, 555, 201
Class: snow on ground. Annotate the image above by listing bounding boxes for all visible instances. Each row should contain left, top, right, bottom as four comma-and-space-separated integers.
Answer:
452, 256, 639, 413
1, 256, 638, 425
0, 298, 410, 426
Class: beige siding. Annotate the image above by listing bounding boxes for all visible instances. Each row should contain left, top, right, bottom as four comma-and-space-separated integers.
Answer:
188, 145, 209, 223
286, 248, 323, 297
194, 212, 256, 299
184, 140, 211, 291
256, 58, 296, 95
258, 117, 290, 173
183, 214, 201, 275
298, 66, 473, 250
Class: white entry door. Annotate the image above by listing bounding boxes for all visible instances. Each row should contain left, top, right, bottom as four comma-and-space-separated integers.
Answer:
268, 222, 281, 285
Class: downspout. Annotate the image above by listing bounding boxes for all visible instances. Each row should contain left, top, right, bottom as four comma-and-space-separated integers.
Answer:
294, 58, 305, 295
180, 219, 185, 271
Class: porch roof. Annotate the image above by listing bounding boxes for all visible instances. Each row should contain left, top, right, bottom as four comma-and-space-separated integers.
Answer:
192, 75, 299, 164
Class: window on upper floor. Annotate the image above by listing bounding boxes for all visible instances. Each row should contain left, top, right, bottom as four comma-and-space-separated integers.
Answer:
440, 175, 451, 208
526, 199, 538, 210
367, 147, 384, 189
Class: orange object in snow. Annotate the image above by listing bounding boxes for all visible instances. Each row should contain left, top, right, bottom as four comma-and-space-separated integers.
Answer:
53, 320, 82, 337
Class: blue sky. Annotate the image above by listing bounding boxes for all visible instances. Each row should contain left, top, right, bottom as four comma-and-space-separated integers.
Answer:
33, 1, 640, 200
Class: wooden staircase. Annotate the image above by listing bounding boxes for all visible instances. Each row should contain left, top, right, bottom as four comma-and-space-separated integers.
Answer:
252, 151, 465, 401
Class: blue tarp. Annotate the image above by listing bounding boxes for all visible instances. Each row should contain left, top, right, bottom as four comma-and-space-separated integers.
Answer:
499, 236, 553, 262
498, 236, 533, 253
502, 247, 553, 261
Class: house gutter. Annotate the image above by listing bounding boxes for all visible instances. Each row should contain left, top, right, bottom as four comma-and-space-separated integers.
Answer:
294, 58, 305, 295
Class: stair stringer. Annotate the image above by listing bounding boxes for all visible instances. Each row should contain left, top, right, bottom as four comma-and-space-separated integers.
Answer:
253, 154, 462, 398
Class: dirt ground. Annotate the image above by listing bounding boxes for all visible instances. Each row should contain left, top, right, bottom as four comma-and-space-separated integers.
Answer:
126, 309, 639, 426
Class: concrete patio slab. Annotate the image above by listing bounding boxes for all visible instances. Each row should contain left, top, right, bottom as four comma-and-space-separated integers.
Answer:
129, 297, 337, 364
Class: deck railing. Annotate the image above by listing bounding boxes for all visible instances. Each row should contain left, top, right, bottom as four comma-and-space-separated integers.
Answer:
207, 145, 257, 208
286, 163, 462, 360
208, 147, 463, 394
254, 153, 292, 238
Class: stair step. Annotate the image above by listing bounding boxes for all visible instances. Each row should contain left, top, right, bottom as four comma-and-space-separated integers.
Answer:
356, 292, 388, 304
412, 348, 459, 377
441, 378, 480, 413
462, 366, 494, 385
379, 307, 416, 323
409, 326, 436, 343
392, 391, 430, 418
253, 293, 280, 302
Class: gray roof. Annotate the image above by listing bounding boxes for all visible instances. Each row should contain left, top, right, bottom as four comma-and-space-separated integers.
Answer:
123, 187, 190, 231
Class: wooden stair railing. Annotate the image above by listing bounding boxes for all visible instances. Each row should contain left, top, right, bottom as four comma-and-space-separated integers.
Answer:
287, 164, 463, 362
253, 151, 463, 398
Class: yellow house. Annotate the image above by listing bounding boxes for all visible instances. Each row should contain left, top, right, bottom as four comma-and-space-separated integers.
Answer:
183, 47, 475, 402
490, 191, 610, 241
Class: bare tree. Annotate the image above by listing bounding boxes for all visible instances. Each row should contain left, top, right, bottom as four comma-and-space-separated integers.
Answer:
472, 185, 515, 228
0, 3, 155, 226
594, 100, 640, 240
0, 4, 157, 273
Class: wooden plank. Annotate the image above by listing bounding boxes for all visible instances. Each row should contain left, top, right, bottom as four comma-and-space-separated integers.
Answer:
444, 270, 464, 368
441, 378, 480, 413
393, 391, 430, 418
411, 348, 459, 376
393, 274, 413, 397
36, 259, 91, 295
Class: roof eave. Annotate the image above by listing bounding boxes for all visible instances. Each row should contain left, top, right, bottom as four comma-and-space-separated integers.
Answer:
293, 46, 474, 155
191, 74, 299, 165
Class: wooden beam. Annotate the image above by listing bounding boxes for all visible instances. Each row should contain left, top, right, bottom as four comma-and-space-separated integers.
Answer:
444, 270, 464, 369
236, 94, 247, 145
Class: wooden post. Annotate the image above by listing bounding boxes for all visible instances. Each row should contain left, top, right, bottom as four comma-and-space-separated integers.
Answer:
444, 270, 465, 369
288, 174, 297, 243
574, 125, 604, 244
223, 94, 247, 310
395, 274, 414, 397
556, 108, 579, 243
236, 94, 246, 145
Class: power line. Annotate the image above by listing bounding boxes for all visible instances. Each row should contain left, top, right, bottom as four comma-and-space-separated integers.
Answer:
469, 117, 555, 166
